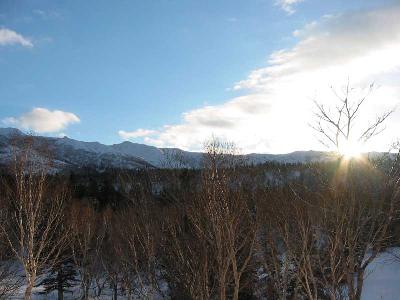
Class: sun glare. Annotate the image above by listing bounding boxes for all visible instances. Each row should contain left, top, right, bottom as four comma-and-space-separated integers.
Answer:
338, 140, 364, 159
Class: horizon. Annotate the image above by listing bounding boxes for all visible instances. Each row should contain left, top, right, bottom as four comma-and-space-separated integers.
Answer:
0, 126, 391, 156
1, 0, 399, 153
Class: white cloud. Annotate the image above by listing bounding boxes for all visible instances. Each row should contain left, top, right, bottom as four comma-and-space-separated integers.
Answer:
276, 0, 304, 15
120, 5, 400, 153
3, 108, 80, 133
118, 129, 157, 140
0, 28, 33, 48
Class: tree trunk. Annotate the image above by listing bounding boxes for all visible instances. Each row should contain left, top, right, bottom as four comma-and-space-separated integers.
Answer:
219, 269, 227, 300
24, 274, 36, 300
113, 282, 118, 300
58, 288, 64, 300
57, 277, 64, 300
233, 279, 240, 300
219, 289, 226, 300
355, 269, 364, 300
82, 282, 89, 300
329, 290, 337, 300
24, 283, 33, 300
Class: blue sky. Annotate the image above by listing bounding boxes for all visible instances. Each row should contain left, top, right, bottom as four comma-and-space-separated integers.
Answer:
1, 0, 399, 153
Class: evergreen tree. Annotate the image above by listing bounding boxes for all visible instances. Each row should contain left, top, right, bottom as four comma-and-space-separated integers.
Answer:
38, 257, 78, 300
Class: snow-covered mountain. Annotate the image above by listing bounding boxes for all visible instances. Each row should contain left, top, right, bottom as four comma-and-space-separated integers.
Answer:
0, 128, 336, 171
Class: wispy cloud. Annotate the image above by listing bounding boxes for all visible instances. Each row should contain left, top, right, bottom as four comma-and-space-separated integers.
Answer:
0, 28, 33, 48
118, 129, 158, 140
3, 108, 80, 133
120, 5, 400, 153
33, 9, 62, 20
276, 0, 304, 15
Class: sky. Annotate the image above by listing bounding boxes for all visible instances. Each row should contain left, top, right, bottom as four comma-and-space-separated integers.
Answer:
1, 0, 399, 153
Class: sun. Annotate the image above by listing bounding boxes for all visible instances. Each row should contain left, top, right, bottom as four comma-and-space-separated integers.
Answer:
338, 140, 364, 159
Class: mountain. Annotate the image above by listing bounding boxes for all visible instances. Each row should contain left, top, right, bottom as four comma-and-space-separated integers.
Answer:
0, 127, 337, 171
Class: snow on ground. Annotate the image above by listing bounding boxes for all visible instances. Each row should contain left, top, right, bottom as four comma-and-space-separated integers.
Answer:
362, 248, 400, 300
7, 248, 400, 299
11, 271, 168, 300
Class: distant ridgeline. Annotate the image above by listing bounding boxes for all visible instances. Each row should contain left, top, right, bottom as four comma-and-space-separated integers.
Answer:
0, 127, 386, 172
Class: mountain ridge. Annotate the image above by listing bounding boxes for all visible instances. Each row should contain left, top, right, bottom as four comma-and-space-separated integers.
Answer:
0, 127, 342, 170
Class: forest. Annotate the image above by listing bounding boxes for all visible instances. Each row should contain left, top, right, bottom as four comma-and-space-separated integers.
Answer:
0, 136, 399, 300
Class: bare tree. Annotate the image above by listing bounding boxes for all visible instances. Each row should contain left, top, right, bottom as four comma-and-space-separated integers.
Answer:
0, 136, 70, 300
256, 152, 400, 300
0, 207, 22, 299
163, 206, 213, 299
100, 214, 123, 300
256, 188, 301, 300
307, 80, 399, 300
163, 139, 257, 299
317, 157, 399, 300
0, 174, 22, 299
107, 203, 162, 299
198, 139, 257, 300
69, 202, 106, 300
311, 80, 394, 151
